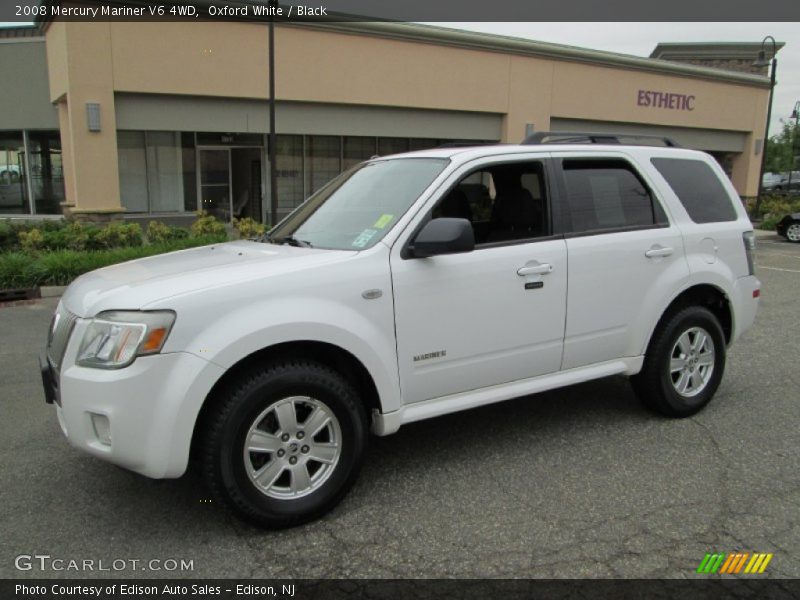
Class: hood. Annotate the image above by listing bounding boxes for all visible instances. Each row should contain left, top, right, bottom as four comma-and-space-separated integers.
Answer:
61, 241, 353, 317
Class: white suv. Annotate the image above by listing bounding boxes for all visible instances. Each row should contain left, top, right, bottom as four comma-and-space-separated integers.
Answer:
41, 134, 760, 528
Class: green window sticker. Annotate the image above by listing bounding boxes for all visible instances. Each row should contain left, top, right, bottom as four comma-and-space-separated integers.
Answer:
352, 229, 378, 248
373, 214, 394, 229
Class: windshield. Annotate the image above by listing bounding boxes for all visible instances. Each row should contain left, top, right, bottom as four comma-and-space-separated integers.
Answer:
269, 158, 448, 250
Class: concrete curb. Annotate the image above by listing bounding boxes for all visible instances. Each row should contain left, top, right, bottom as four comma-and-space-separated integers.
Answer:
39, 286, 67, 298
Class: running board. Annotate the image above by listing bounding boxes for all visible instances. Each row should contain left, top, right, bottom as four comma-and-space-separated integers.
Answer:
371, 357, 643, 436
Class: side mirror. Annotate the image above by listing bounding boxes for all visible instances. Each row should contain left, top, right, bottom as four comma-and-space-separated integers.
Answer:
411, 218, 475, 258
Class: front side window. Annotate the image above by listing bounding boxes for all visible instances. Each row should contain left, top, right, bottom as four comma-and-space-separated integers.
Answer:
431, 161, 549, 245
561, 159, 665, 233
270, 158, 448, 250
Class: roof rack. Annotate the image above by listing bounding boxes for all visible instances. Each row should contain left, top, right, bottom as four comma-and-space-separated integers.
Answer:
522, 131, 681, 148
436, 141, 497, 148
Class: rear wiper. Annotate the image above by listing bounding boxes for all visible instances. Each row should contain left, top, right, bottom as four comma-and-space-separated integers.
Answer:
272, 235, 313, 248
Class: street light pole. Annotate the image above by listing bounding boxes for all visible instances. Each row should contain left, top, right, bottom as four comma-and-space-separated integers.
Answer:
753, 36, 777, 220
786, 101, 800, 192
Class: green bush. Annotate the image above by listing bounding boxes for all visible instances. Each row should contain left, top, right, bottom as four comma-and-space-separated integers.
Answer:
0, 219, 68, 252
0, 220, 14, 251
755, 195, 800, 219
0, 252, 38, 288
759, 214, 782, 231
0, 219, 165, 253
95, 222, 143, 249
232, 217, 266, 239
146, 221, 189, 244
0, 234, 228, 289
191, 211, 227, 237
18, 228, 45, 251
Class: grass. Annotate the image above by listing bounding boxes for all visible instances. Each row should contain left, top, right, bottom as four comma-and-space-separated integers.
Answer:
0, 234, 227, 289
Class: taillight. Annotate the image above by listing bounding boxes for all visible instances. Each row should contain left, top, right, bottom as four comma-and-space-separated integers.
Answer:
742, 231, 756, 276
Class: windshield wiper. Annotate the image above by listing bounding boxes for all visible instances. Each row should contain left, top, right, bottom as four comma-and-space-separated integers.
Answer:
272, 235, 313, 248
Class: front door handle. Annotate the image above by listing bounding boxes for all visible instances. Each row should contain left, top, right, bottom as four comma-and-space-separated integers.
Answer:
645, 246, 674, 259
517, 263, 553, 276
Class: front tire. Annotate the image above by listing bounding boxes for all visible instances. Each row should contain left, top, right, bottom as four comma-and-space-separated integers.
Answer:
633, 306, 726, 418
200, 360, 368, 528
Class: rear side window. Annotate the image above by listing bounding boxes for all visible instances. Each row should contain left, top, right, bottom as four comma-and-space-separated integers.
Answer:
561, 159, 665, 233
651, 158, 737, 223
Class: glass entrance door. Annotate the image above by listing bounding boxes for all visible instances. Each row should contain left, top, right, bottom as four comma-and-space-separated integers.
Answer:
231, 147, 263, 222
198, 148, 231, 221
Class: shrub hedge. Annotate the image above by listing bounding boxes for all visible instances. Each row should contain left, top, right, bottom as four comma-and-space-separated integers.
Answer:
0, 234, 227, 289
754, 195, 800, 231
0, 213, 234, 289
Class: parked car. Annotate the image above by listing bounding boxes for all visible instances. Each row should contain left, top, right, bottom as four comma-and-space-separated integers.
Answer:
762, 172, 783, 190
777, 213, 800, 242
0, 164, 21, 184
42, 134, 761, 528
773, 171, 800, 192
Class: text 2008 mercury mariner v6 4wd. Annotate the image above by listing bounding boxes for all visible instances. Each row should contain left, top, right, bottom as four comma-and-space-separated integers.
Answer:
41, 133, 760, 527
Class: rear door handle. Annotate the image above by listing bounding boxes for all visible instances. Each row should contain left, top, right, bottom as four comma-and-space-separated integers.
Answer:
645, 246, 673, 259
517, 263, 553, 276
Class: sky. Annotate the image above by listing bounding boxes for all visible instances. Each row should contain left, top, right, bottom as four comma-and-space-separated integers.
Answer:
433, 22, 799, 138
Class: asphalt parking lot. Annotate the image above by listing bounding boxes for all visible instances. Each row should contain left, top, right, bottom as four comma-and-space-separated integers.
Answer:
1, 232, 798, 580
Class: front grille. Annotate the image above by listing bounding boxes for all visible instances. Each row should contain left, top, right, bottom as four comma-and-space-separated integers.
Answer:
47, 304, 77, 371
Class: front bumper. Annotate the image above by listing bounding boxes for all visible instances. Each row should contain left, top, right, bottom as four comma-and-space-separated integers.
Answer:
49, 339, 224, 479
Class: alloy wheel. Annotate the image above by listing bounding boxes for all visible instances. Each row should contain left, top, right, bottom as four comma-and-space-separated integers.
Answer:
243, 396, 342, 500
669, 326, 715, 398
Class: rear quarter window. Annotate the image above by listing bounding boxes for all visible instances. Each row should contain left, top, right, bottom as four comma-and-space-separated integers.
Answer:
651, 158, 737, 223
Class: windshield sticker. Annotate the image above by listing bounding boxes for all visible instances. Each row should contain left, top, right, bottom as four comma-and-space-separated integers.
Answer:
373, 214, 394, 229
352, 229, 378, 248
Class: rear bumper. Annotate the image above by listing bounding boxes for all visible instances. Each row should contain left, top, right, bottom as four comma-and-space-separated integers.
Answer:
55, 349, 224, 479
730, 275, 760, 343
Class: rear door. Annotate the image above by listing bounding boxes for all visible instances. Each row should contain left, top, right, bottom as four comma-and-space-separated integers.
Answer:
551, 152, 690, 369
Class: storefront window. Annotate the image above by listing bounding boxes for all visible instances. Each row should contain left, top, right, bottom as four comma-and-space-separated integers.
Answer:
275, 135, 303, 221
378, 137, 409, 157
409, 138, 441, 152
27, 130, 64, 215
305, 135, 340, 195
118, 131, 189, 214
146, 131, 183, 213
342, 136, 376, 170
0, 131, 29, 215
117, 131, 148, 213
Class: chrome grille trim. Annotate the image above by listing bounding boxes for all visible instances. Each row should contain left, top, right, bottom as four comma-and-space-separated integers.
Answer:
47, 305, 77, 371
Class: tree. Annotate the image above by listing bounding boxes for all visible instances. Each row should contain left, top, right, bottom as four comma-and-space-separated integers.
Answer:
765, 120, 800, 174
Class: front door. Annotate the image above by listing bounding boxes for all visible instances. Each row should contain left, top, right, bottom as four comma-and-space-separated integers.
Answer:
198, 148, 231, 221
231, 147, 263, 222
390, 158, 568, 405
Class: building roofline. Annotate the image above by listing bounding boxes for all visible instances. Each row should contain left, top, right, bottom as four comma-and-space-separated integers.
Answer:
0, 24, 44, 39
650, 41, 785, 60
290, 21, 773, 89
36, 1, 772, 89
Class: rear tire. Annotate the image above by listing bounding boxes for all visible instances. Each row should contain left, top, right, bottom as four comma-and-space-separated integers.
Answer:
200, 360, 368, 528
786, 222, 800, 243
633, 306, 726, 418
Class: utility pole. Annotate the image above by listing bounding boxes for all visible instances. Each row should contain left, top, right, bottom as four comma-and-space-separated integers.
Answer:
786, 101, 800, 193
752, 36, 777, 219
268, 0, 278, 227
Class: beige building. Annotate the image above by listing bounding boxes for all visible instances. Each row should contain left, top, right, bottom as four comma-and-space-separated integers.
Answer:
0, 18, 780, 224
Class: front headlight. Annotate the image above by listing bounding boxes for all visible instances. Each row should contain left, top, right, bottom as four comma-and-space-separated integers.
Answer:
76, 310, 176, 369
